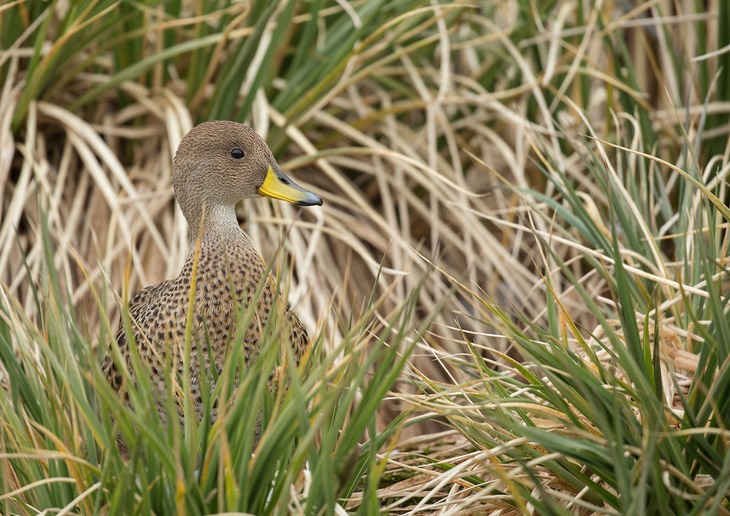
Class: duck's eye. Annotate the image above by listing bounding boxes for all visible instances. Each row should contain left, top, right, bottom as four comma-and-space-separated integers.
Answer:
230, 148, 245, 159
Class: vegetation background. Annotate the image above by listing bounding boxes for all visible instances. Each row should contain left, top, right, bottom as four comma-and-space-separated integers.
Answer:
1, 0, 729, 513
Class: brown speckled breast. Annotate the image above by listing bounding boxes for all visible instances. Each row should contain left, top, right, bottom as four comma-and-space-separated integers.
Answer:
103, 233, 308, 425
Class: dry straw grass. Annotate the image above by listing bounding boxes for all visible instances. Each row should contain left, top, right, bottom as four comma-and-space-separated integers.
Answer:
2, 0, 730, 513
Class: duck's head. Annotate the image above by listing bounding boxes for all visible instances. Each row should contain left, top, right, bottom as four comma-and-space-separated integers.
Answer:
172, 121, 322, 226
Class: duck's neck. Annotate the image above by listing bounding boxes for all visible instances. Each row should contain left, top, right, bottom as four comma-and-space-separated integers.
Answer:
186, 204, 249, 249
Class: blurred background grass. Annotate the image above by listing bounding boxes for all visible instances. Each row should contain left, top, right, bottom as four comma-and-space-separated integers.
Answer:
1, 0, 729, 513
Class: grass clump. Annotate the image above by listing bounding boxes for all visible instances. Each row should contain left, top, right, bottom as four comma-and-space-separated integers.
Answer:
0, 214, 426, 513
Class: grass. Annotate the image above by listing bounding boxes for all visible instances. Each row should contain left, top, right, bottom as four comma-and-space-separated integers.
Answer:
1, 210, 427, 514
2, 0, 730, 513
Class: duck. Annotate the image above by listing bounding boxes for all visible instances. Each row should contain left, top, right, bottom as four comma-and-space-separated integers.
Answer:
103, 120, 322, 425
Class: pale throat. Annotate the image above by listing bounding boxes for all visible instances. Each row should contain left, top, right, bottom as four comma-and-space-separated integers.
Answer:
187, 203, 246, 247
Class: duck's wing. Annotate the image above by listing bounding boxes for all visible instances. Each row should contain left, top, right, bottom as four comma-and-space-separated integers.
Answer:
285, 304, 310, 364
103, 281, 174, 390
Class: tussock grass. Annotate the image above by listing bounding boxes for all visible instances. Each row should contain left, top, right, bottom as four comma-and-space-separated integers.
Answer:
2, 0, 730, 513
0, 218, 424, 512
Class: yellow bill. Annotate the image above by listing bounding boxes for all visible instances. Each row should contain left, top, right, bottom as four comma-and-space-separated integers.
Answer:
258, 165, 323, 206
